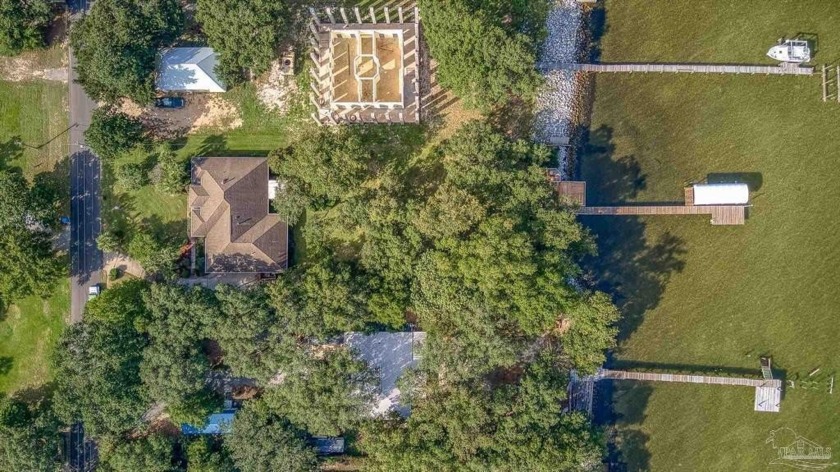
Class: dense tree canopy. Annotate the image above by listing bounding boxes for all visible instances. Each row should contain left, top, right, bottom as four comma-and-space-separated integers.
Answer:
185, 437, 235, 472
361, 353, 603, 471
214, 284, 299, 383
225, 400, 318, 472
70, 0, 183, 103
269, 128, 374, 225
419, 0, 546, 110
0, 168, 63, 306
262, 120, 617, 467
0, 0, 51, 56
98, 434, 175, 472
0, 393, 61, 472
264, 348, 376, 436
52, 316, 149, 438
196, 0, 288, 85
140, 284, 218, 420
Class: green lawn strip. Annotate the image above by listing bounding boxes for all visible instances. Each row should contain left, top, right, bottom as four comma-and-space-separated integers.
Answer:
0, 75, 69, 395
586, 1, 840, 469
0, 279, 68, 394
0, 80, 68, 177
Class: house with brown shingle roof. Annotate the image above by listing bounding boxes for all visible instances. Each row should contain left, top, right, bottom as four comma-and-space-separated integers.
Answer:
188, 157, 288, 273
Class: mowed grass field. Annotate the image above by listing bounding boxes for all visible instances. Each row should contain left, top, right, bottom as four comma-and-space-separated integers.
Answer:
582, 1, 840, 470
0, 77, 69, 394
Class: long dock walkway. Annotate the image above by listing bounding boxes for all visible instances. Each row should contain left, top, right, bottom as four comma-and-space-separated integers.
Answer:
599, 369, 781, 388
578, 205, 746, 225
598, 369, 782, 412
552, 62, 814, 76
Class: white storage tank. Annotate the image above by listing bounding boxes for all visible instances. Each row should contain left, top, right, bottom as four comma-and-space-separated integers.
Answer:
692, 183, 749, 205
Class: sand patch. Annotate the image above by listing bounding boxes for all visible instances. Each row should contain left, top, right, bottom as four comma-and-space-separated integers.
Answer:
256, 59, 298, 115
115, 94, 242, 139
191, 95, 243, 133
0, 52, 68, 83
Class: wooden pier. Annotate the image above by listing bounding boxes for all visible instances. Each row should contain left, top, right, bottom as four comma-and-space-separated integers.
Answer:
552, 180, 747, 226
599, 369, 781, 388
551, 62, 814, 76
598, 369, 782, 413
578, 204, 746, 225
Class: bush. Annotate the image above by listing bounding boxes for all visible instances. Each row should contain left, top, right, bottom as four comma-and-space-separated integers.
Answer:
115, 163, 148, 190
152, 145, 188, 195
109, 267, 122, 281
86, 108, 147, 159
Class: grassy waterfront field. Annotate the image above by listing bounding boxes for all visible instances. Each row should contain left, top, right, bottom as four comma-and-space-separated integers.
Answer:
582, 1, 840, 469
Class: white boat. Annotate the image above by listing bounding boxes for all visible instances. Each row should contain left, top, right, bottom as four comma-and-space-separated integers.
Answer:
767, 39, 810, 63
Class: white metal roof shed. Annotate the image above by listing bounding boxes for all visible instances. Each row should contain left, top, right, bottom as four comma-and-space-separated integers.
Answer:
157, 47, 226, 93
692, 183, 749, 205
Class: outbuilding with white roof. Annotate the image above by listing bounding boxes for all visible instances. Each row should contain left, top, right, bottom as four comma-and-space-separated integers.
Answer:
157, 47, 226, 93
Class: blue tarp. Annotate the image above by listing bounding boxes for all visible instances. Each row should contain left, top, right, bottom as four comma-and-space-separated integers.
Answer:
181, 410, 236, 435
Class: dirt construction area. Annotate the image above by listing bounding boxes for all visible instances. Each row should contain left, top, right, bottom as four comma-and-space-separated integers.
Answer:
118, 94, 243, 139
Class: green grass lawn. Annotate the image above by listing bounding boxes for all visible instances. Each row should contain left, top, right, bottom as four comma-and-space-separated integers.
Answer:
0, 66, 69, 394
583, 1, 840, 470
0, 281, 68, 393
0, 79, 68, 177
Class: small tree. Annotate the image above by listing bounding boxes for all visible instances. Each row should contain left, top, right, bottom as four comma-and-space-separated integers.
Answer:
0, 0, 51, 56
152, 145, 187, 195
225, 400, 318, 472
96, 230, 124, 253
115, 163, 149, 190
126, 232, 179, 276
85, 108, 147, 159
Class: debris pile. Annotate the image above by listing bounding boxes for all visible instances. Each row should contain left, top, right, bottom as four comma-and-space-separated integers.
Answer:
257, 59, 298, 115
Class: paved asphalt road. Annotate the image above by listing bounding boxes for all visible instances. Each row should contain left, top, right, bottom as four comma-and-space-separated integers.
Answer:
68, 0, 101, 323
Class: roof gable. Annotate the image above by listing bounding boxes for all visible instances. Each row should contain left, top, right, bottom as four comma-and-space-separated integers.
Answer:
157, 47, 226, 93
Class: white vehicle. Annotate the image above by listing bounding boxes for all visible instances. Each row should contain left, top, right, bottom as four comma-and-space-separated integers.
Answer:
88, 284, 100, 300
767, 39, 811, 63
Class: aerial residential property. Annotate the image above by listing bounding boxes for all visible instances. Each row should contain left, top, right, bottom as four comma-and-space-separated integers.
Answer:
188, 157, 288, 274
0, 0, 837, 471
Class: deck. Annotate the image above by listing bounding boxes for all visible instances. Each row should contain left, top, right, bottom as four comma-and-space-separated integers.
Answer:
551, 63, 814, 76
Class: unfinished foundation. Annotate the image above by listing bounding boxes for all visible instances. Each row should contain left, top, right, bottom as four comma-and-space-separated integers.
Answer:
309, 7, 421, 125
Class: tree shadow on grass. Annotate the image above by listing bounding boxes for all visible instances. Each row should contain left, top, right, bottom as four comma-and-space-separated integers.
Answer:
578, 125, 686, 344
0, 137, 24, 172
578, 125, 686, 471
595, 381, 652, 471
0, 357, 12, 376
